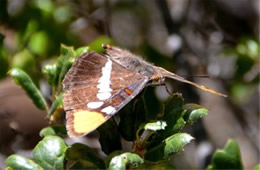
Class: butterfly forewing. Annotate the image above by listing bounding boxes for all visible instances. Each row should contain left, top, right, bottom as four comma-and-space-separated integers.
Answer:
63, 51, 148, 137
63, 51, 106, 91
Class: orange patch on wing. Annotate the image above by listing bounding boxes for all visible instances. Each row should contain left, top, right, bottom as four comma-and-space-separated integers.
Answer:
124, 88, 133, 95
112, 98, 121, 104
72, 109, 107, 134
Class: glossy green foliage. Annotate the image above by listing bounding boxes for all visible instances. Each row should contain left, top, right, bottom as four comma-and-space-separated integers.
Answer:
33, 136, 67, 169
159, 94, 186, 137
144, 121, 167, 131
8, 68, 48, 110
183, 104, 208, 125
6, 136, 67, 170
109, 152, 144, 170
145, 133, 194, 161
207, 139, 243, 170
42, 64, 56, 87
48, 92, 64, 117
75, 46, 89, 58
8, 44, 89, 122
39, 126, 67, 137
224, 37, 259, 104
6, 155, 43, 170
66, 143, 105, 169
54, 45, 74, 92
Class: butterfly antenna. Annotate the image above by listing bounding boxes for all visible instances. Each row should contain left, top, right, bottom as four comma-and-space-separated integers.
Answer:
158, 67, 227, 97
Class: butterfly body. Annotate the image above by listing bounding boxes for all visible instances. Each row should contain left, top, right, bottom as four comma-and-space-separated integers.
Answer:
63, 44, 226, 137
103, 44, 164, 83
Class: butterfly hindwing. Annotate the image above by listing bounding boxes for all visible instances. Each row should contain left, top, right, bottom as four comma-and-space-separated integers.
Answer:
99, 77, 149, 115
66, 77, 149, 137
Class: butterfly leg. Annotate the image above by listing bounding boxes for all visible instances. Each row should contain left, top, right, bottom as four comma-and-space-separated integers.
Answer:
164, 83, 173, 95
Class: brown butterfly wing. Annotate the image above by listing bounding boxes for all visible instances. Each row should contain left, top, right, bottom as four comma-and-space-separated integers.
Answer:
63, 51, 148, 137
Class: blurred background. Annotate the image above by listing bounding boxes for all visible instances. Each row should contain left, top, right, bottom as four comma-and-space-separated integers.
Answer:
0, 0, 259, 169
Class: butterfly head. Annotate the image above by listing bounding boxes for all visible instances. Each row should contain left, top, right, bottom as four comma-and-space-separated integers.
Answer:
102, 43, 134, 60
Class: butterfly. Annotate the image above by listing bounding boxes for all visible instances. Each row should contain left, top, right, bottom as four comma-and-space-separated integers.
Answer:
62, 44, 226, 137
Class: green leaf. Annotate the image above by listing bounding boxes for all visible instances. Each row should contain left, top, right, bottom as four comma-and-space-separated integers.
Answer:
88, 36, 113, 52
33, 136, 67, 169
254, 164, 260, 170
11, 50, 36, 75
207, 139, 243, 170
145, 133, 194, 161
231, 83, 255, 104
0, 37, 9, 79
28, 31, 49, 56
75, 46, 89, 58
109, 152, 144, 170
54, 6, 72, 24
136, 160, 176, 169
22, 20, 37, 43
66, 143, 105, 169
33, 0, 54, 15
144, 121, 167, 131
105, 151, 124, 168
40, 126, 67, 137
98, 119, 122, 154
48, 92, 64, 117
159, 94, 186, 137
8, 68, 48, 110
40, 127, 56, 137
42, 64, 56, 86
184, 104, 208, 125
54, 44, 74, 91
6, 154, 43, 170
